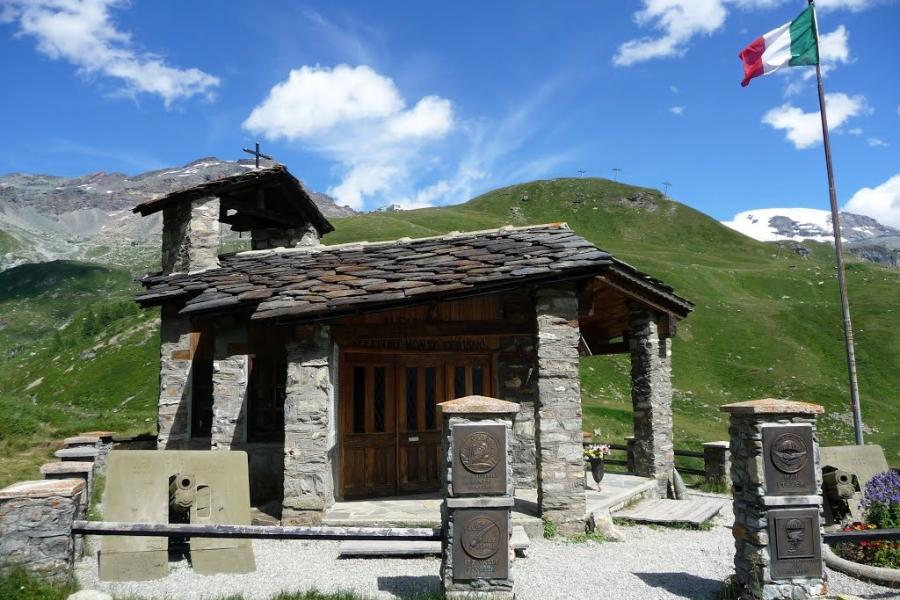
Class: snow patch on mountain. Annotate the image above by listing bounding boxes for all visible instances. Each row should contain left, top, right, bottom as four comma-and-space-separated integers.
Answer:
722, 208, 898, 244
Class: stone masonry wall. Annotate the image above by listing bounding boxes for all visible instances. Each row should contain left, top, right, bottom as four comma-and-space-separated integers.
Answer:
251, 225, 320, 250
282, 325, 333, 525
0, 480, 86, 583
161, 196, 220, 275
628, 303, 675, 497
534, 283, 585, 534
157, 311, 192, 449
211, 323, 249, 451
497, 332, 538, 488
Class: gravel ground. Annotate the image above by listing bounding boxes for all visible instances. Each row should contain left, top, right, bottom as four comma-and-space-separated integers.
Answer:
76, 501, 899, 600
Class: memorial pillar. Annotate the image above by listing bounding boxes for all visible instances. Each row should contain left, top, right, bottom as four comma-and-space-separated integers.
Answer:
722, 399, 826, 600
439, 395, 517, 600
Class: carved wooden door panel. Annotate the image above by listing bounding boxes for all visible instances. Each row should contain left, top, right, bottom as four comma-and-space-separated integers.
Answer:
340, 353, 397, 499
340, 352, 492, 498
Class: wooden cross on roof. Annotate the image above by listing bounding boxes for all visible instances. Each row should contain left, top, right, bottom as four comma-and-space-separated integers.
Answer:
242, 141, 273, 168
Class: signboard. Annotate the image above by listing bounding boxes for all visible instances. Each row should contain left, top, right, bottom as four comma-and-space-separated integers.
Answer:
762, 424, 816, 496
452, 424, 506, 495
452, 509, 509, 580
768, 508, 823, 579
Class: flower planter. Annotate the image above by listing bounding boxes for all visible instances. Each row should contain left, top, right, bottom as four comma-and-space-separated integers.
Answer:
588, 457, 605, 486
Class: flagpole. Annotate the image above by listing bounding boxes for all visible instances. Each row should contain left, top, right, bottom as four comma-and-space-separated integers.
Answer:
809, 0, 864, 445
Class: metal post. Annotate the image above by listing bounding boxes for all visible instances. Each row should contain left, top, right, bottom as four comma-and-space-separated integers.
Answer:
810, 0, 864, 445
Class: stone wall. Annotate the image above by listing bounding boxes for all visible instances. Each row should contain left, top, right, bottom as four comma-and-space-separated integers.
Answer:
211, 323, 249, 451
497, 332, 538, 488
628, 304, 675, 497
0, 479, 86, 583
251, 225, 319, 250
534, 283, 585, 534
161, 196, 220, 275
157, 311, 193, 449
282, 325, 333, 525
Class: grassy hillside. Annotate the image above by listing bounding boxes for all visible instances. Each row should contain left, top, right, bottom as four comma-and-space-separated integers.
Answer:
0, 177, 896, 486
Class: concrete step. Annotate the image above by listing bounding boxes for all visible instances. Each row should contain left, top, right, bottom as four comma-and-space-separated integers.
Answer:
55, 447, 99, 461
612, 498, 725, 527
64, 435, 100, 448
338, 526, 531, 558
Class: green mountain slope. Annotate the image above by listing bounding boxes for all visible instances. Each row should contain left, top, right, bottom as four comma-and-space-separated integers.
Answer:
1, 177, 896, 486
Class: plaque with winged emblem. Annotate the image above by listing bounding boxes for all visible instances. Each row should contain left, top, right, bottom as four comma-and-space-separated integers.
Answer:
762, 424, 816, 496
452, 424, 506, 495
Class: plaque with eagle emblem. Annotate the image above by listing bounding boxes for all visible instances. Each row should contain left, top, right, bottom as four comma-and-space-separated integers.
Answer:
762, 424, 816, 496
452, 424, 506, 495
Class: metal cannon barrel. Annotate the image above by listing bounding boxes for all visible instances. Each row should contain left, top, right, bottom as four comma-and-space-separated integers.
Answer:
169, 473, 196, 513
823, 469, 855, 501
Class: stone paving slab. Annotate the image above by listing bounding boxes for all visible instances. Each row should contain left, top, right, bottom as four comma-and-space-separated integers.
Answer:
587, 473, 658, 514
55, 447, 99, 460
40, 461, 94, 476
0, 478, 85, 499
64, 435, 100, 447
613, 498, 725, 526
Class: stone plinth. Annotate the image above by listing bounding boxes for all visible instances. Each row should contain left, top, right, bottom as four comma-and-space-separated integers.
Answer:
40, 462, 94, 501
534, 284, 586, 535
439, 396, 517, 600
703, 441, 732, 490
54, 447, 98, 461
722, 399, 826, 600
282, 325, 333, 525
0, 479, 86, 582
63, 436, 100, 447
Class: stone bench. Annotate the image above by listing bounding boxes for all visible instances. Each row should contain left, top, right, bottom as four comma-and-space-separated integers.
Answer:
55, 447, 99, 461
0, 479, 87, 582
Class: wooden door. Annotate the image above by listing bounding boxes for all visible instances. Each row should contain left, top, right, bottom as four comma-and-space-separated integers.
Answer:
340, 354, 397, 498
340, 352, 493, 498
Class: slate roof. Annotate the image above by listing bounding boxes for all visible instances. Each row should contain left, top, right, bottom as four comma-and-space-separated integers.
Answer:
132, 165, 334, 235
136, 223, 693, 322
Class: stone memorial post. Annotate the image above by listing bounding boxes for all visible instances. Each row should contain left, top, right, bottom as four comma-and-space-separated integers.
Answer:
439, 395, 518, 600
722, 399, 826, 600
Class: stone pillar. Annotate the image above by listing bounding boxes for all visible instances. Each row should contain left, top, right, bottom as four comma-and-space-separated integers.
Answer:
497, 331, 538, 488
625, 435, 636, 474
251, 225, 319, 250
722, 399, 826, 600
161, 196, 220, 275
703, 441, 732, 491
158, 310, 193, 450
0, 479, 86, 583
628, 304, 675, 497
211, 323, 249, 451
439, 396, 517, 600
282, 325, 333, 525
534, 284, 586, 535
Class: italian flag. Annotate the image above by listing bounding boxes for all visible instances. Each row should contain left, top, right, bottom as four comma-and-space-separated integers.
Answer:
739, 5, 819, 87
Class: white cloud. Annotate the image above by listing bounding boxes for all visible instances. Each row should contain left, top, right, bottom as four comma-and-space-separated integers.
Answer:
846, 127, 863, 136
243, 64, 454, 210
762, 93, 869, 149
1, 0, 219, 106
615, 0, 875, 67
613, 0, 727, 67
670, 105, 686, 115
670, 84, 679, 94
844, 174, 900, 228
867, 137, 888, 147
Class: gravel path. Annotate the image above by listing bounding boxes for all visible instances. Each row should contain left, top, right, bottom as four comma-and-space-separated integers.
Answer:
76, 501, 899, 600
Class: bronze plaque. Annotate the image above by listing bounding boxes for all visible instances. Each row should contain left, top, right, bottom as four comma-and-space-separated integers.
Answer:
768, 508, 823, 579
452, 424, 506, 495
762, 424, 816, 496
453, 509, 509, 580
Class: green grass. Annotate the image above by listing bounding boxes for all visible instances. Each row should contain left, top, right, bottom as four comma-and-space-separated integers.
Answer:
0, 176, 897, 487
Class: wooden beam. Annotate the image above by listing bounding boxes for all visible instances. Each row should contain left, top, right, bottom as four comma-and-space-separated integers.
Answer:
331, 320, 532, 341
72, 520, 441, 541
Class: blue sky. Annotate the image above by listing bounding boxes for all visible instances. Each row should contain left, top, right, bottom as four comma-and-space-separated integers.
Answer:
0, 0, 897, 226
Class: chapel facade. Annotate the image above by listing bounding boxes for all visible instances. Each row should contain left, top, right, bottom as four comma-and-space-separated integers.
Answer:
133, 165, 692, 531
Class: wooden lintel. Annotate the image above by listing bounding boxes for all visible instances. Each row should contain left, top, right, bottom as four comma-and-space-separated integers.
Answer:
331, 320, 532, 341
594, 274, 679, 325
220, 205, 296, 228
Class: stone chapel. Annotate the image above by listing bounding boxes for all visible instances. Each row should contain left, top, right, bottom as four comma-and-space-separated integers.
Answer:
132, 164, 693, 532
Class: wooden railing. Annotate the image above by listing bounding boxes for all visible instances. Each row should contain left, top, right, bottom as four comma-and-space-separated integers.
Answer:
585, 440, 715, 479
